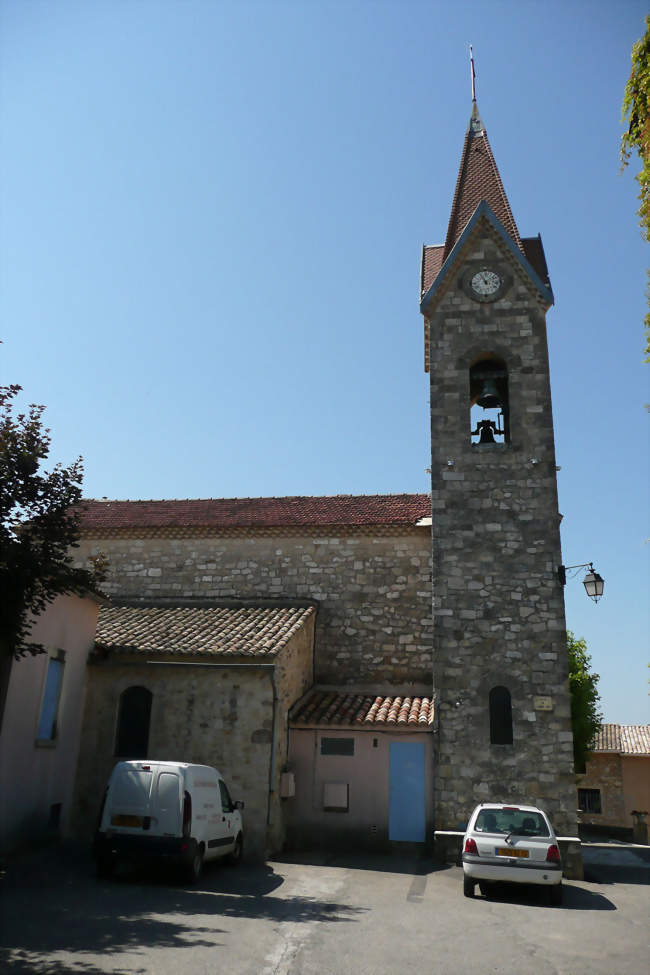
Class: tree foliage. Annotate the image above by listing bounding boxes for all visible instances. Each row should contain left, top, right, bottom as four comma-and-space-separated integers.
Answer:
621, 14, 650, 360
567, 630, 602, 773
0, 384, 105, 660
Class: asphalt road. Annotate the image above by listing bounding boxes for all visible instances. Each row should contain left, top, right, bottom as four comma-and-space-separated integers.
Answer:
0, 843, 648, 975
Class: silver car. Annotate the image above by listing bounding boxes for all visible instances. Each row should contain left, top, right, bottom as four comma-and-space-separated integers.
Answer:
462, 803, 563, 905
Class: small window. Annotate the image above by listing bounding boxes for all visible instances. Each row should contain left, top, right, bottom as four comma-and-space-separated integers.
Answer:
320, 737, 355, 756
37, 654, 65, 742
578, 788, 602, 814
115, 686, 152, 758
489, 686, 513, 745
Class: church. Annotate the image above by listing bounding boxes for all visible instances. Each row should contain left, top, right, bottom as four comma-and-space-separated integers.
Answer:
71, 95, 579, 862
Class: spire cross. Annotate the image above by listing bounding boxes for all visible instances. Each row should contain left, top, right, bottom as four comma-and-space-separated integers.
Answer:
469, 44, 476, 102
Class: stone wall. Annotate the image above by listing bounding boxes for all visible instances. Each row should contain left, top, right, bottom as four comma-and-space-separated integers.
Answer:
268, 612, 315, 852
76, 529, 432, 686
577, 752, 650, 831
426, 226, 578, 835
577, 753, 625, 828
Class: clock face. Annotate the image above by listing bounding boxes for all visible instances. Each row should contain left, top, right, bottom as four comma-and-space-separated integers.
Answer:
471, 269, 501, 296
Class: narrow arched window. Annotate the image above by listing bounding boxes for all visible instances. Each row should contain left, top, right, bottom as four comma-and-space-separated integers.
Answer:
115, 686, 152, 758
489, 686, 513, 745
470, 358, 509, 444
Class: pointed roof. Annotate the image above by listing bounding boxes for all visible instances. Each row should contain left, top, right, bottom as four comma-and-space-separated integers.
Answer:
442, 101, 523, 261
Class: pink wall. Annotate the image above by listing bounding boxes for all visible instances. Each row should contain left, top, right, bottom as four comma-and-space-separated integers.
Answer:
0, 594, 100, 851
286, 727, 433, 847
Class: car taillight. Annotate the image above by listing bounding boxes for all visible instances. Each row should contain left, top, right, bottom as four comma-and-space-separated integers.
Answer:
182, 790, 192, 837
546, 844, 561, 863
464, 838, 478, 855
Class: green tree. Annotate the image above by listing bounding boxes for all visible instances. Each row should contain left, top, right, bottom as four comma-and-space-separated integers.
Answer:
567, 630, 603, 773
621, 14, 650, 360
0, 383, 105, 661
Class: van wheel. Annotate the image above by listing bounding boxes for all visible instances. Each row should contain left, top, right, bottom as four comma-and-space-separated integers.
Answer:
95, 855, 114, 879
227, 833, 243, 866
187, 846, 204, 884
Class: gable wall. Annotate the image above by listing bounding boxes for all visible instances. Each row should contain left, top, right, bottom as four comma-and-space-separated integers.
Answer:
76, 530, 433, 685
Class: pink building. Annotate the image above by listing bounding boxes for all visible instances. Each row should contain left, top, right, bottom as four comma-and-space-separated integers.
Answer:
0, 592, 103, 853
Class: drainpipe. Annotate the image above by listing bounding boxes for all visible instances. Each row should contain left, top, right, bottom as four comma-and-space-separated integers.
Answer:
266, 670, 279, 828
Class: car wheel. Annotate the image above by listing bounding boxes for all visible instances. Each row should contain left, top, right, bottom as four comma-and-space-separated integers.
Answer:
187, 846, 204, 884
463, 875, 475, 898
478, 882, 492, 898
227, 833, 243, 866
549, 882, 563, 906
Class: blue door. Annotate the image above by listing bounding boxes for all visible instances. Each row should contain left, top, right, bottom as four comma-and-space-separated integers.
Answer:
389, 741, 426, 841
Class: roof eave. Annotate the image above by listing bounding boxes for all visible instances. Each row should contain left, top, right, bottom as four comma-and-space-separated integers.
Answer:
420, 201, 554, 317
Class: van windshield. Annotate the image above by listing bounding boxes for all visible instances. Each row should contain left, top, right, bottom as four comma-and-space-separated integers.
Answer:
113, 768, 153, 805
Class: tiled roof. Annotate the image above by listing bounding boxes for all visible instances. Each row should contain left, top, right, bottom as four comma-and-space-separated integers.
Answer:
94, 604, 316, 658
290, 689, 434, 728
77, 494, 431, 532
442, 102, 522, 263
593, 724, 650, 756
421, 245, 444, 298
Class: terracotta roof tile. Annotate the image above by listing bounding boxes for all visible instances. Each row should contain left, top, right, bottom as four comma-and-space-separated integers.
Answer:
421, 245, 444, 297
443, 103, 522, 263
94, 604, 316, 658
290, 689, 434, 729
592, 724, 650, 756
77, 494, 431, 532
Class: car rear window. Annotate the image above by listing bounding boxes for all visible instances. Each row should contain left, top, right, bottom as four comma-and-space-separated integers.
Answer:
474, 808, 549, 837
112, 768, 153, 805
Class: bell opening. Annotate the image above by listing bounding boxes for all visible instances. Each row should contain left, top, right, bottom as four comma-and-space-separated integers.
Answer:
469, 358, 509, 445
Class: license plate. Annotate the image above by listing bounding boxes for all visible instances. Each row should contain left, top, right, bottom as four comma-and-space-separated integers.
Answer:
111, 814, 143, 827
497, 847, 529, 858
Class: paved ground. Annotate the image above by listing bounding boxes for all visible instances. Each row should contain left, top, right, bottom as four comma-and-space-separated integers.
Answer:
0, 843, 648, 974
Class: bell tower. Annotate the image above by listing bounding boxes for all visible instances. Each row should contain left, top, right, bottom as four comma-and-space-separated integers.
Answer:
421, 94, 578, 835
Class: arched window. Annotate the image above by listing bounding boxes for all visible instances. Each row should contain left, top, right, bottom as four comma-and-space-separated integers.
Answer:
469, 358, 509, 444
489, 686, 513, 745
115, 686, 152, 758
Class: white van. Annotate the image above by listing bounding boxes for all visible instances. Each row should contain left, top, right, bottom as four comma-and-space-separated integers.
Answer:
94, 761, 244, 881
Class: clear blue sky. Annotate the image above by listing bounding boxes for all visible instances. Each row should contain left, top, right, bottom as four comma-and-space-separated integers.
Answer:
1, 0, 648, 724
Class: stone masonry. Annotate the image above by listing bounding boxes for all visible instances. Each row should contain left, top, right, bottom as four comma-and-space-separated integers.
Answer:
425, 225, 578, 836
76, 528, 433, 687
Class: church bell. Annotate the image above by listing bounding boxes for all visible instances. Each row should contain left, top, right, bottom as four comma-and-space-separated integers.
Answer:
475, 378, 501, 409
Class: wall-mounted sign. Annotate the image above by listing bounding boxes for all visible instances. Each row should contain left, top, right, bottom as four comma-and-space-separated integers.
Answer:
534, 696, 553, 711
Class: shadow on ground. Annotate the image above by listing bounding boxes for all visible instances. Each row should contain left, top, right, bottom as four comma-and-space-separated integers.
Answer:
472, 881, 616, 912
582, 844, 650, 886
272, 847, 448, 877
0, 845, 365, 975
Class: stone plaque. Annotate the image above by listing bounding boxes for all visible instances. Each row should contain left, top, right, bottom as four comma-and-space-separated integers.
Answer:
534, 696, 553, 711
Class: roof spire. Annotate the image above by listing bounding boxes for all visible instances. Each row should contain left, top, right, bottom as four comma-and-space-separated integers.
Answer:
469, 44, 476, 102
440, 57, 523, 261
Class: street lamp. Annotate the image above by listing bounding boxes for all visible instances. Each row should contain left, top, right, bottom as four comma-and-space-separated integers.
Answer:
558, 562, 605, 603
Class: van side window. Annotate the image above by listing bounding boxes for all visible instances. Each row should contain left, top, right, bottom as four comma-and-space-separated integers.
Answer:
219, 780, 233, 813
115, 686, 152, 758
